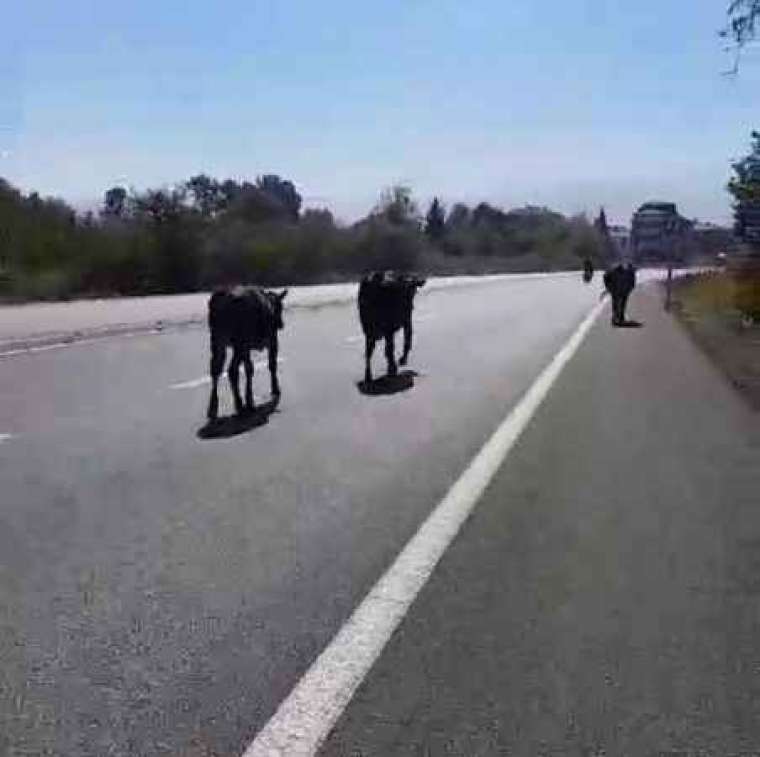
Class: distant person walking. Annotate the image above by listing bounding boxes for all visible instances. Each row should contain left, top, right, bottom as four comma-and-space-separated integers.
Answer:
603, 261, 636, 326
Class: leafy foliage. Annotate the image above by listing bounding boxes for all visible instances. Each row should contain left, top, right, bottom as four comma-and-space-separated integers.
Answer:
727, 130, 760, 239
0, 175, 606, 301
722, 0, 759, 71
424, 197, 446, 241
723, 0, 760, 49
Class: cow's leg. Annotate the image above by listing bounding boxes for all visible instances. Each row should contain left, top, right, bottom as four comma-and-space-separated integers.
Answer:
385, 331, 397, 377
269, 340, 281, 397
400, 319, 412, 366
364, 335, 376, 383
611, 295, 621, 325
207, 339, 225, 420
242, 351, 255, 411
228, 348, 244, 415
620, 292, 630, 324
615, 294, 625, 325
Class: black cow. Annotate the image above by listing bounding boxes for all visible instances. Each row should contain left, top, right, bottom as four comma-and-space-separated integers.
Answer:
582, 258, 594, 283
206, 286, 288, 420
603, 263, 636, 326
358, 271, 426, 383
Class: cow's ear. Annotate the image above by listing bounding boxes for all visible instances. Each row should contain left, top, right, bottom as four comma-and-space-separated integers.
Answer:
278, 289, 288, 301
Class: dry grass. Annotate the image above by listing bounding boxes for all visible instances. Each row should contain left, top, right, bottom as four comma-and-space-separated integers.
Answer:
673, 269, 760, 318
675, 271, 737, 313
672, 271, 760, 411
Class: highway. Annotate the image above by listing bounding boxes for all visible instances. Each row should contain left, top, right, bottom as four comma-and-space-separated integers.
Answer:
1, 273, 757, 756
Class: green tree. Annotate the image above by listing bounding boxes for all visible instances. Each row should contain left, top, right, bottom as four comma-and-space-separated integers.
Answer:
723, 0, 759, 48
375, 185, 420, 227
102, 186, 128, 219
727, 130, 760, 240
424, 197, 446, 240
230, 181, 290, 224
132, 187, 187, 226
445, 203, 470, 231
301, 208, 335, 227
256, 174, 302, 220
722, 1, 759, 71
593, 207, 609, 236
472, 202, 507, 229
220, 179, 241, 209
130, 186, 202, 292
186, 174, 223, 217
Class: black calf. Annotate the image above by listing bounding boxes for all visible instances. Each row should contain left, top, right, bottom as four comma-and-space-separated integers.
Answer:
358, 271, 426, 383
207, 286, 287, 420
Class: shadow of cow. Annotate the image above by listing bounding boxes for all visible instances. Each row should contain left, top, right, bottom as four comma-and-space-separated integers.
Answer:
197, 397, 280, 439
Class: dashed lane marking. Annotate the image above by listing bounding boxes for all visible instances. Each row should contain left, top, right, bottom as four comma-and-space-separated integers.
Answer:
344, 318, 433, 345
169, 359, 285, 390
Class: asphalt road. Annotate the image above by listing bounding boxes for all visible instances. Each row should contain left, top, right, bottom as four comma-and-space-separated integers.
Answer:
0, 274, 569, 353
1, 274, 605, 756
320, 288, 760, 756
0, 268, 705, 354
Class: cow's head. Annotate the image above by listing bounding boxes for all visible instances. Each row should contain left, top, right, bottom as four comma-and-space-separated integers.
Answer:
397, 274, 425, 307
267, 289, 288, 329
402, 274, 426, 294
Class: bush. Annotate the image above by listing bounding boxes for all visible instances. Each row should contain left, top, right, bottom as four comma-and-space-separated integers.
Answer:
0, 176, 608, 302
350, 219, 423, 273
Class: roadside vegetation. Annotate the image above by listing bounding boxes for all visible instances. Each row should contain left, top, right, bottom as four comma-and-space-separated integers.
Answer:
666, 120, 760, 410
671, 271, 760, 409
0, 176, 606, 302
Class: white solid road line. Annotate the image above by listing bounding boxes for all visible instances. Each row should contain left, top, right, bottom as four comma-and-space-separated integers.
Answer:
0, 434, 14, 444
169, 359, 285, 389
243, 298, 607, 757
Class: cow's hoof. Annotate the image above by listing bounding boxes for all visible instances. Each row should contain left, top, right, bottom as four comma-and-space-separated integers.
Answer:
272, 388, 281, 397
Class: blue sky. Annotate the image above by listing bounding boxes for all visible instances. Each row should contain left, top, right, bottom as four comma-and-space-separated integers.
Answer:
2, 0, 759, 224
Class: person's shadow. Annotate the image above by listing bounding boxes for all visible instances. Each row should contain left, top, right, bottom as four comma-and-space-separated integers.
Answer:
357, 370, 417, 396
197, 397, 280, 439
617, 319, 644, 328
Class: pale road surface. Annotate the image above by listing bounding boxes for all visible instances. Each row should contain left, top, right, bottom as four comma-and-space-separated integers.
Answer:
0, 274, 568, 352
1, 272, 755, 756
0, 268, 705, 354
